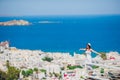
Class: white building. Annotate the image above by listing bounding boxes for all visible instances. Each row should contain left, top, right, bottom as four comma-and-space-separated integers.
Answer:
45, 64, 61, 74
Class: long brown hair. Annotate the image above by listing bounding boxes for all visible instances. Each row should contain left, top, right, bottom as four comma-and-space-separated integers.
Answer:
86, 44, 91, 50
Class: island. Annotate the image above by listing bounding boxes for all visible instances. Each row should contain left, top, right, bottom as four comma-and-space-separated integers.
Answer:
0, 20, 30, 26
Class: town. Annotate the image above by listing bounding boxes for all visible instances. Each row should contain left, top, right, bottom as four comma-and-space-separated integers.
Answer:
0, 41, 120, 80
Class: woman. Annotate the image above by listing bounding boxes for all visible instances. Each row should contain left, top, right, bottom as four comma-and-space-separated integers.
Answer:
80, 43, 101, 63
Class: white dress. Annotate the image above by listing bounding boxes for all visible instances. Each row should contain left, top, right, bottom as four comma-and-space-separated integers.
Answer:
85, 49, 92, 64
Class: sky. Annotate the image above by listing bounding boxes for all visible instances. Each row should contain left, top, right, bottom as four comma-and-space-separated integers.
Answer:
0, 0, 120, 16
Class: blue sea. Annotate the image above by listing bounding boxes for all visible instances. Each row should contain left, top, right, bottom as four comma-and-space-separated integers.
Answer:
0, 15, 120, 57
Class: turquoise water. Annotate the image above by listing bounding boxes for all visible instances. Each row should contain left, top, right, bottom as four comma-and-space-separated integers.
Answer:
0, 15, 120, 56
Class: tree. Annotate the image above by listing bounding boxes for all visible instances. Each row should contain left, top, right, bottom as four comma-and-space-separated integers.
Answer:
6, 61, 20, 80
6, 60, 10, 68
0, 61, 20, 80
0, 69, 7, 80
22, 70, 26, 78
6, 66, 20, 80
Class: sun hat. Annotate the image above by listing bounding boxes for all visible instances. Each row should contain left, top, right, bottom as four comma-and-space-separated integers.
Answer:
88, 43, 91, 46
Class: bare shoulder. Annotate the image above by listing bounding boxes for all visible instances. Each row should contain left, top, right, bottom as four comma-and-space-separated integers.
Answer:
90, 49, 93, 51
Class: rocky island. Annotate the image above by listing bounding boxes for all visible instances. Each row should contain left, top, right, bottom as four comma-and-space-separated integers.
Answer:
0, 20, 30, 26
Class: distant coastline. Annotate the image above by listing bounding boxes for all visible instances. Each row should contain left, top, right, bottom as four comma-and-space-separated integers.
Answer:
0, 20, 30, 26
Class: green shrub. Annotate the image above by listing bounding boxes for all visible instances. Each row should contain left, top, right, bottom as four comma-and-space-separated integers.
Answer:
60, 67, 65, 70
92, 65, 99, 69
100, 68, 104, 73
28, 69, 33, 74
67, 65, 83, 70
22, 69, 33, 78
34, 68, 38, 72
40, 69, 46, 73
53, 72, 60, 77
80, 76, 85, 79
22, 70, 26, 77
42, 56, 53, 62
76, 65, 83, 68
49, 72, 53, 77
100, 53, 107, 60
0, 69, 7, 79
5, 61, 20, 80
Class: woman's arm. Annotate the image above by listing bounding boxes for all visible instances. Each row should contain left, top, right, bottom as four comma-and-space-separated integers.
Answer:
92, 49, 101, 55
79, 48, 86, 51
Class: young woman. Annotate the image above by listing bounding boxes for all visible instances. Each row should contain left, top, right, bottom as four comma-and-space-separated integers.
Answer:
80, 43, 101, 63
